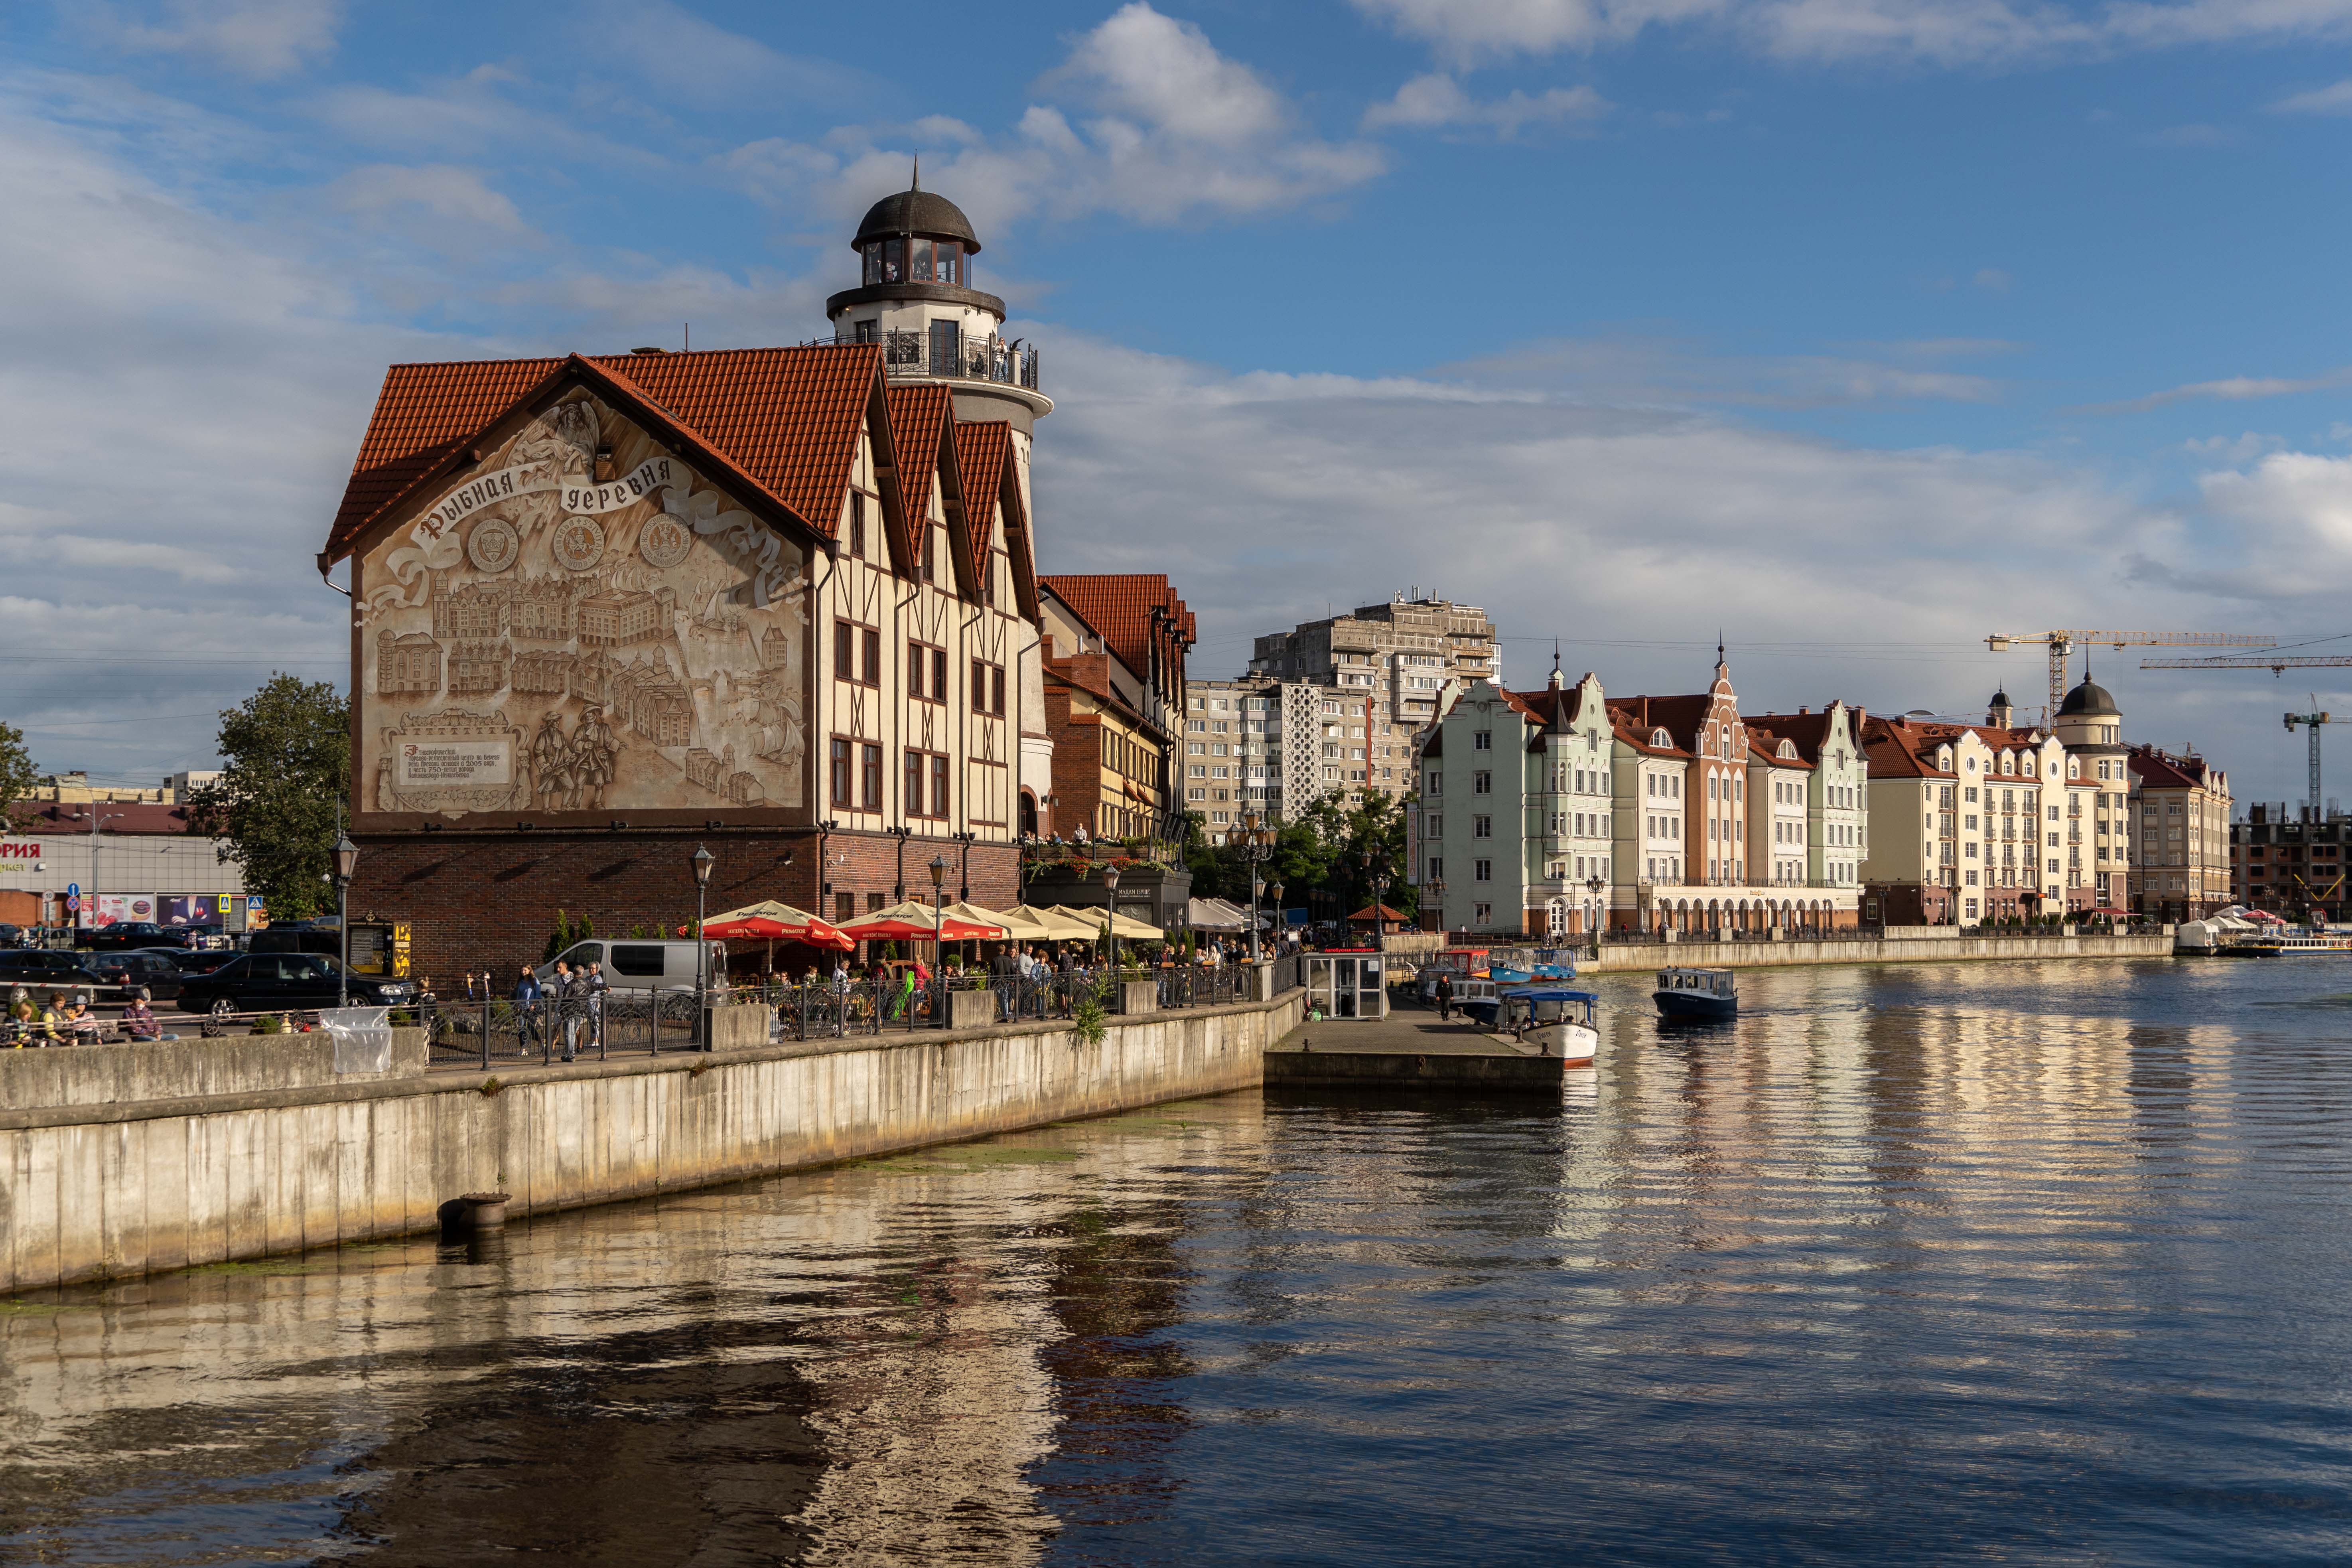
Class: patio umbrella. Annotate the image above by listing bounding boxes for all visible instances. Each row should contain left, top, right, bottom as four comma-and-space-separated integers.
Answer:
701, 900, 853, 948
1053, 905, 1163, 941
937, 901, 1014, 938
838, 901, 1006, 943
1186, 897, 1247, 931
1003, 905, 1099, 941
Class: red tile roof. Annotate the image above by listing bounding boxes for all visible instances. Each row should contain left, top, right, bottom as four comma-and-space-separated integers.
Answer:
1039, 574, 1195, 685
951, 420, 1010, 563
885, 382, 955, 568
2130, 747, 2218, 791
17, 803, 192, 836
324, 344, 885, 561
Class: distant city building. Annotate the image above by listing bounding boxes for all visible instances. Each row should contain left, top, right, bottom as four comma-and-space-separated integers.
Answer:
1039, 576, 1192, 844
1861, 702, 2075, 925
2049, 673, 2132, 910
2127, 746, 2231, 921
1251, 594, 1495, 805
1418, 653, 1861, 939
2230, 803, 2348, 921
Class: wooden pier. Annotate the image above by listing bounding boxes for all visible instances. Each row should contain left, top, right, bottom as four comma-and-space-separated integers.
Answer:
1263, 1010, 1569, 1094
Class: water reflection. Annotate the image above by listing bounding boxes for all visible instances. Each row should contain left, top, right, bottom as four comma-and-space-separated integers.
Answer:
6, 959, 2352, 1565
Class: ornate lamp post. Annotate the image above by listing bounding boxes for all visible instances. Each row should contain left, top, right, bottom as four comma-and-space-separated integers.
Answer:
1267, 882, 1284, 950
1428, 875, 1446, 937
1238, 811, 1276, 962
691, 844, 715, 1041
332, 832, 359, 1007
1101, 864, 1121, 972
1369, 858, 1391, 945
928, 852, 950, 1025
1585, 871, 1605, 947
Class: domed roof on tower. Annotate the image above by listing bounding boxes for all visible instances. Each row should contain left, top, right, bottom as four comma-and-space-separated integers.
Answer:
852, 161, 982, 255
2058, 677, 2119, 718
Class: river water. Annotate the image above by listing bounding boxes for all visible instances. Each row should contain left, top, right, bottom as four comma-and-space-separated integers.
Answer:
6, 957, 2352, 1566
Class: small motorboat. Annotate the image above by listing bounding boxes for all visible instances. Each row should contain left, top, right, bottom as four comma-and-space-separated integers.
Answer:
1494, 987, 1600, 1063
1654, 966, 1737, 1022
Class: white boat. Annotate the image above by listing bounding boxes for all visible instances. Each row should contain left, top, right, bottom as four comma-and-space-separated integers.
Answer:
1493, 987, 1600, 1064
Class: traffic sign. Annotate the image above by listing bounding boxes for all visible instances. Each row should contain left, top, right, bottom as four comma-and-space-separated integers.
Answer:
66, 882, 79, 897
66, 895, 81, 912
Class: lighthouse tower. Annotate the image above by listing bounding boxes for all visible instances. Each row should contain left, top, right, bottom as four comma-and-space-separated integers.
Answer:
827, 170, 1052, 500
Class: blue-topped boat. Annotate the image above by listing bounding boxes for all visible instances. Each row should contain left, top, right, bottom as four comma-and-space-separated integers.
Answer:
1492, 986, 1601, 1063
1653, 966, 1737, 1022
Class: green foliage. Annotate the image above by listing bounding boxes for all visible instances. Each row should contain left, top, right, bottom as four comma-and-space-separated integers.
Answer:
0, 720, 35, 830
882, 939, 900, 961
542, 909, 597, 963
252, 1013, 286, 1035
185, 675, 350, 921
1070, 982, 1109, 1047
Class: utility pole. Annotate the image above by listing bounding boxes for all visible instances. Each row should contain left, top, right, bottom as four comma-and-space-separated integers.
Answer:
2285, 708, 2334, 822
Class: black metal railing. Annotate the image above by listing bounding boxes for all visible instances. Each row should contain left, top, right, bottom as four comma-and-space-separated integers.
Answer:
842, 329, 1041, 391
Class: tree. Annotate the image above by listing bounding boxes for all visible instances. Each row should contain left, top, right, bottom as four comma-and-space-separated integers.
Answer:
186, 675, 349, 921
0, 720, 35, 832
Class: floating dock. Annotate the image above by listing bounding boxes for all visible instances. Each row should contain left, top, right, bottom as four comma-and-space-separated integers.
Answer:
1263, 1011, 1569, 1093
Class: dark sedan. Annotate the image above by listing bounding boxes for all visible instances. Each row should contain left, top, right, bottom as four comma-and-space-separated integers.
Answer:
84, 922, 194, 953
86, 951, 193, 1002
0, 949, 120, 1001
173, 953, 415, 1018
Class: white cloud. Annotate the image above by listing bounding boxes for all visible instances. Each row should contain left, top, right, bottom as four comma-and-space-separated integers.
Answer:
722, 4, 1384, 230
1972, 266, 2012, 291
2270, 76, 2352, 113
2082, 367, 2352, 414
2183, 432, 2285, 462
1350, 0, 2352, 66
330, 165, 530, 239
1439, 334, 2007, 407
1362, 73, 1612, 136
94, 0, 342, 79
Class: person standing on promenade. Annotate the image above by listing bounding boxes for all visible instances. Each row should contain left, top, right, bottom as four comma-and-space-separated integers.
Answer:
554, 961, 586, 1061
586, 960, 608, 1052
1435, 970, 1455, 1022
513, 962, 544, 1052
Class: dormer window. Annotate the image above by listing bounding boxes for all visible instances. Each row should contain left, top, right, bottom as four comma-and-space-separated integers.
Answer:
1777, 740, 1796, 759
1652, 729, 1671, 748
1937, 747, 1953, 771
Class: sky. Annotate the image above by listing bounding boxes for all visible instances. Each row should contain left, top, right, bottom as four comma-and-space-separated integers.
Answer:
8, 0, 2352, 809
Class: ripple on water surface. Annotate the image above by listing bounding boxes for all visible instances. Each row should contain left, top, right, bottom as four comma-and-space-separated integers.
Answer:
5, 959, 2352, 1566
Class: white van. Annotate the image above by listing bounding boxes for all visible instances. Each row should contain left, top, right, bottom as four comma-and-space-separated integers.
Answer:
537, 939, 724, 993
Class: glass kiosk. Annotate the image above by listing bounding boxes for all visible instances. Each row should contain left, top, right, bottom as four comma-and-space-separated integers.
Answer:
1305, 950, 1388, 1020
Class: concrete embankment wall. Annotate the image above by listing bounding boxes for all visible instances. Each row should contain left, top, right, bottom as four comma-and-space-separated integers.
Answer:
1579, 932, 2173, 972
0, 995, 1299, 1294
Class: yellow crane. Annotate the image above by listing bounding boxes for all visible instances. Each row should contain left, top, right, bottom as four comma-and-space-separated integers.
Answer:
1985, 630, 2276, 721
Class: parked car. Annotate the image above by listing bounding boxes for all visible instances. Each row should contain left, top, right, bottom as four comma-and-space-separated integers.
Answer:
174, 923, 237, 951
87, 951, 191, 1002
248, 924, 344, 959
172, 953, 414, 1017
84, 921, 194, 953
140, 947, 239, 976
537, 938, 724, 993
0, 948, 120, 1000
0, 923, 20, 947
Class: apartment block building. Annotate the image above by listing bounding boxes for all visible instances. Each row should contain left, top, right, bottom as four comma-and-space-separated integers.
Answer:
1250, 595, 1495, 804
2230, 803, 2350, 922
1418, 655, 1863, 939
1860, 708, 2077, 926
2127, 746, 2231, 921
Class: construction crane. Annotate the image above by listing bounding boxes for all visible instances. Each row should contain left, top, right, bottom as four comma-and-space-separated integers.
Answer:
2284, 707, 2336, 823
1987, 630, 2277, 720
2141, 651, 2352, 821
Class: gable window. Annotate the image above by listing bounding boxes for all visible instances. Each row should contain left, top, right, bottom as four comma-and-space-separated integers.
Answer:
837, 621, 879, 686
1473, 770, 1492, 795
830, 738, 851, 808
1474, 730, 1492, 751
909, 641, 946, 704
972, 659, 1006, 716
860, 742, 883, 810
850, 492, 867, 559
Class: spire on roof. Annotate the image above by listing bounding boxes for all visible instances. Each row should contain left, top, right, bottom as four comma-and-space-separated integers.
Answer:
911, 154, 919, 191
1549, 641, 1563, 689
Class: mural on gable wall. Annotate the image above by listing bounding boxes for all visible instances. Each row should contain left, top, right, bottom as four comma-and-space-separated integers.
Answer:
355, 390, 808, 818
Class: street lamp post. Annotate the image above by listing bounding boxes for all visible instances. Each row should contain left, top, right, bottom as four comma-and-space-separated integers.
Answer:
1428, 875, 1446, 939
1101, 864, 1121, 973
1267, 883, 1284, 952
1585, 872, 1605, 949
333, 833, 360, 1007
691, 844, 715, 1048
68, 809, 125, 937
1370, 862, 1391, 945
928, 853, 950, 1026
1238, 812, 1275, 963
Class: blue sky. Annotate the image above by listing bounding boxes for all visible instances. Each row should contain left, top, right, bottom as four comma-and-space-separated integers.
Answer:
8, 0, 2352, 807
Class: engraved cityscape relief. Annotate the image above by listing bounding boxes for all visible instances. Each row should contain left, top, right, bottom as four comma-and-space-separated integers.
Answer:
357, 390, 809, 817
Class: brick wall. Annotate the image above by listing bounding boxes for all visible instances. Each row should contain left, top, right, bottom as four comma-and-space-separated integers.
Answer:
351, 826, 1017, 984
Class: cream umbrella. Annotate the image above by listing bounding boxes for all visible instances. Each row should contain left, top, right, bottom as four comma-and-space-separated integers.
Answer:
1053, 904, 1163, 941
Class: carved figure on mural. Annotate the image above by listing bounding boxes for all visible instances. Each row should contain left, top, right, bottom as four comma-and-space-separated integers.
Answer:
569, 706, 620, 810
358, 387, 808, 819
